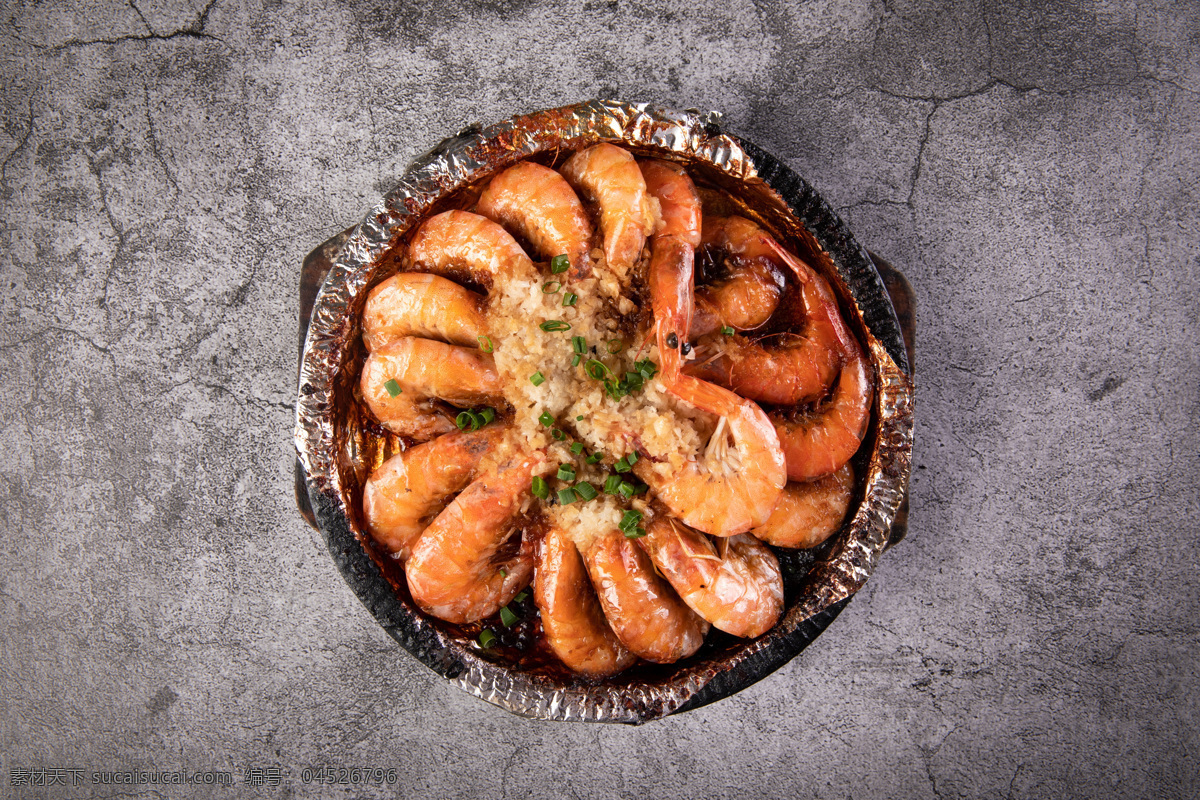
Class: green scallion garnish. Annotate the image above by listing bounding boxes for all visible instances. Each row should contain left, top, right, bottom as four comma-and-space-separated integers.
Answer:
539, 411, 554, 427
570, 442, 585, 455
603, 475, 621, 495
619, 509, 644, 531
576, 414, 584, 421
513, 590, 529, 604
613, 457, 631, 473
478, 335, 494, 352
563, 292, 578, 307
607, 339, 623, 354
572, 336, 587, 354
557, 464, 576, 482
626, 451, 639, 466
552, 428, 566, 440
557, 487, 577, 504
617, 480, 636, 499
540, 320, 571, 332
721, 325, 735, 336
575, 481, 598, 501
585, 452, 603, 464
479, 629, 497, 647
624, 526, 647, 539
384, 379, 403, 397
550, 254, 570, 274
456, 411, 474, 430
571, 354, 581, 367
480, 408, 495, 424
500, 606, 518, 627
530, 371, 546, 386
542, 281, 561, 294
531, 476, 549, 499
585, 359, 612, 381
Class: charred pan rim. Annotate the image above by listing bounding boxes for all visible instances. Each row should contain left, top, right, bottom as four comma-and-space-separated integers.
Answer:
294, 100, 915, 724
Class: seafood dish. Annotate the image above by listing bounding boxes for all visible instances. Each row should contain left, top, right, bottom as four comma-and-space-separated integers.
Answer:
356, 143, 874, 677
295, 100, 914, 721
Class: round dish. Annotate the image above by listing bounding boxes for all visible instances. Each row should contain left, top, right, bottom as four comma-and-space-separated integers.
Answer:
294, 100, 914, 723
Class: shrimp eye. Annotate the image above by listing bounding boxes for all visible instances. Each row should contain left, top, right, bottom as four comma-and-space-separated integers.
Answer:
666, 332, 679, 349
680, 342, 692, 356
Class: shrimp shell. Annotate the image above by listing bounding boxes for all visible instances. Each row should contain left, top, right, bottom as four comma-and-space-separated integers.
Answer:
362, 426, 508, 561
408, 209, 536, 286
752, 463, 855, 549
560, 143, 654, 276
582, 529, 709, 664
535, 523, 637, 678
405, 449, 548, 624
640, 518, 783, 639
476, 161, 594, 278
362, 272, 486, 351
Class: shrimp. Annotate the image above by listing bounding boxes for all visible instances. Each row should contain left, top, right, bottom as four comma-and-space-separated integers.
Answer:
360, 337, 504, 440
683, 221, 841, 405
639, 373, 786, 537
639, 517, 783, 638
560, 143, 654, 276
582, 528, 709, 664
475, 161, 594, 279
362, 272, 485, 352
408, 209, 537, 288
534, 523, 637, 677
689, 216, 787, 337
362, 425, 508, 561
772, 343, 873, 480
641, 158, 702, 381
405, 449, 548, 624
752, 463, 854, 549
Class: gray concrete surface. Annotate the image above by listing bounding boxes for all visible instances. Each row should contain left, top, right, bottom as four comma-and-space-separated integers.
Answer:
1, 0, 1197, 797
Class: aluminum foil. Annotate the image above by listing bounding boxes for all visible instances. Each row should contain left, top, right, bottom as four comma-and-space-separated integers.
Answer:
294, 99, 915, 724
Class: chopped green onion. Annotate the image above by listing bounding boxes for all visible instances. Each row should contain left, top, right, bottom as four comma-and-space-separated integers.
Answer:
557, 487, 578, 504
604, 475, 621, 495
585, 359, 612, 381
500, 605, 518, 627
480, 408, 495, 424
575, 481, 598, 501
571, 354, 581, 367
540, 320, 571, 332
478, 629, 497, 647
531, 476, 549, 499
550, 254, 570, 274
570, 442, 585, 455
557, 464, 576, 482
626, 451, 639, 466
530, 371, 546, 386
478, 335, 494, 352
633, 482, 648, 494
563, 292, 578, 307
576, 414, 584, 421
552, 428, 566, 440
618, 480, 636, 499
721, 325, 735, 336
624, 526, 647, 539
384, 379, 403, 397
455, 411, 475, 430
542, 281, 561, 294
635, 359, 658, 380
619, 509, 644, 531
585, 452, 603, 464
500, 567, 507, 578
513, 590, 529, 604
614, 457, 631, 473
539, 411, 554, 427
572, 336, 587, 354
607, 339, 624, 354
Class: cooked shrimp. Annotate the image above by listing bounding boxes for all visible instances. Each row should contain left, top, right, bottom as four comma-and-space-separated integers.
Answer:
475, 161, 594, 278
639, 517, 783, 638
535, 523, 637, 677
752, 463, 854, 549
362, 425, 507, 561
582, 528, 709, 664
640, 373, 787, 537
362, 272, 486, 352
641, 158, 702, 380
360, 337, 504, 440
408, 209, 537, 288
560, 144, 654, 275
689, 216, 786, 337
772, 344, 873, 480
405, 449, 548, 624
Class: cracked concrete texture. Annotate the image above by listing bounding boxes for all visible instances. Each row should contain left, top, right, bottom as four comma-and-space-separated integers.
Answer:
1, 0, 1197, 797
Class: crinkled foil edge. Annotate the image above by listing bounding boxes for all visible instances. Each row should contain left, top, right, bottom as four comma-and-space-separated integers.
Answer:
294, 99, 915, 724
